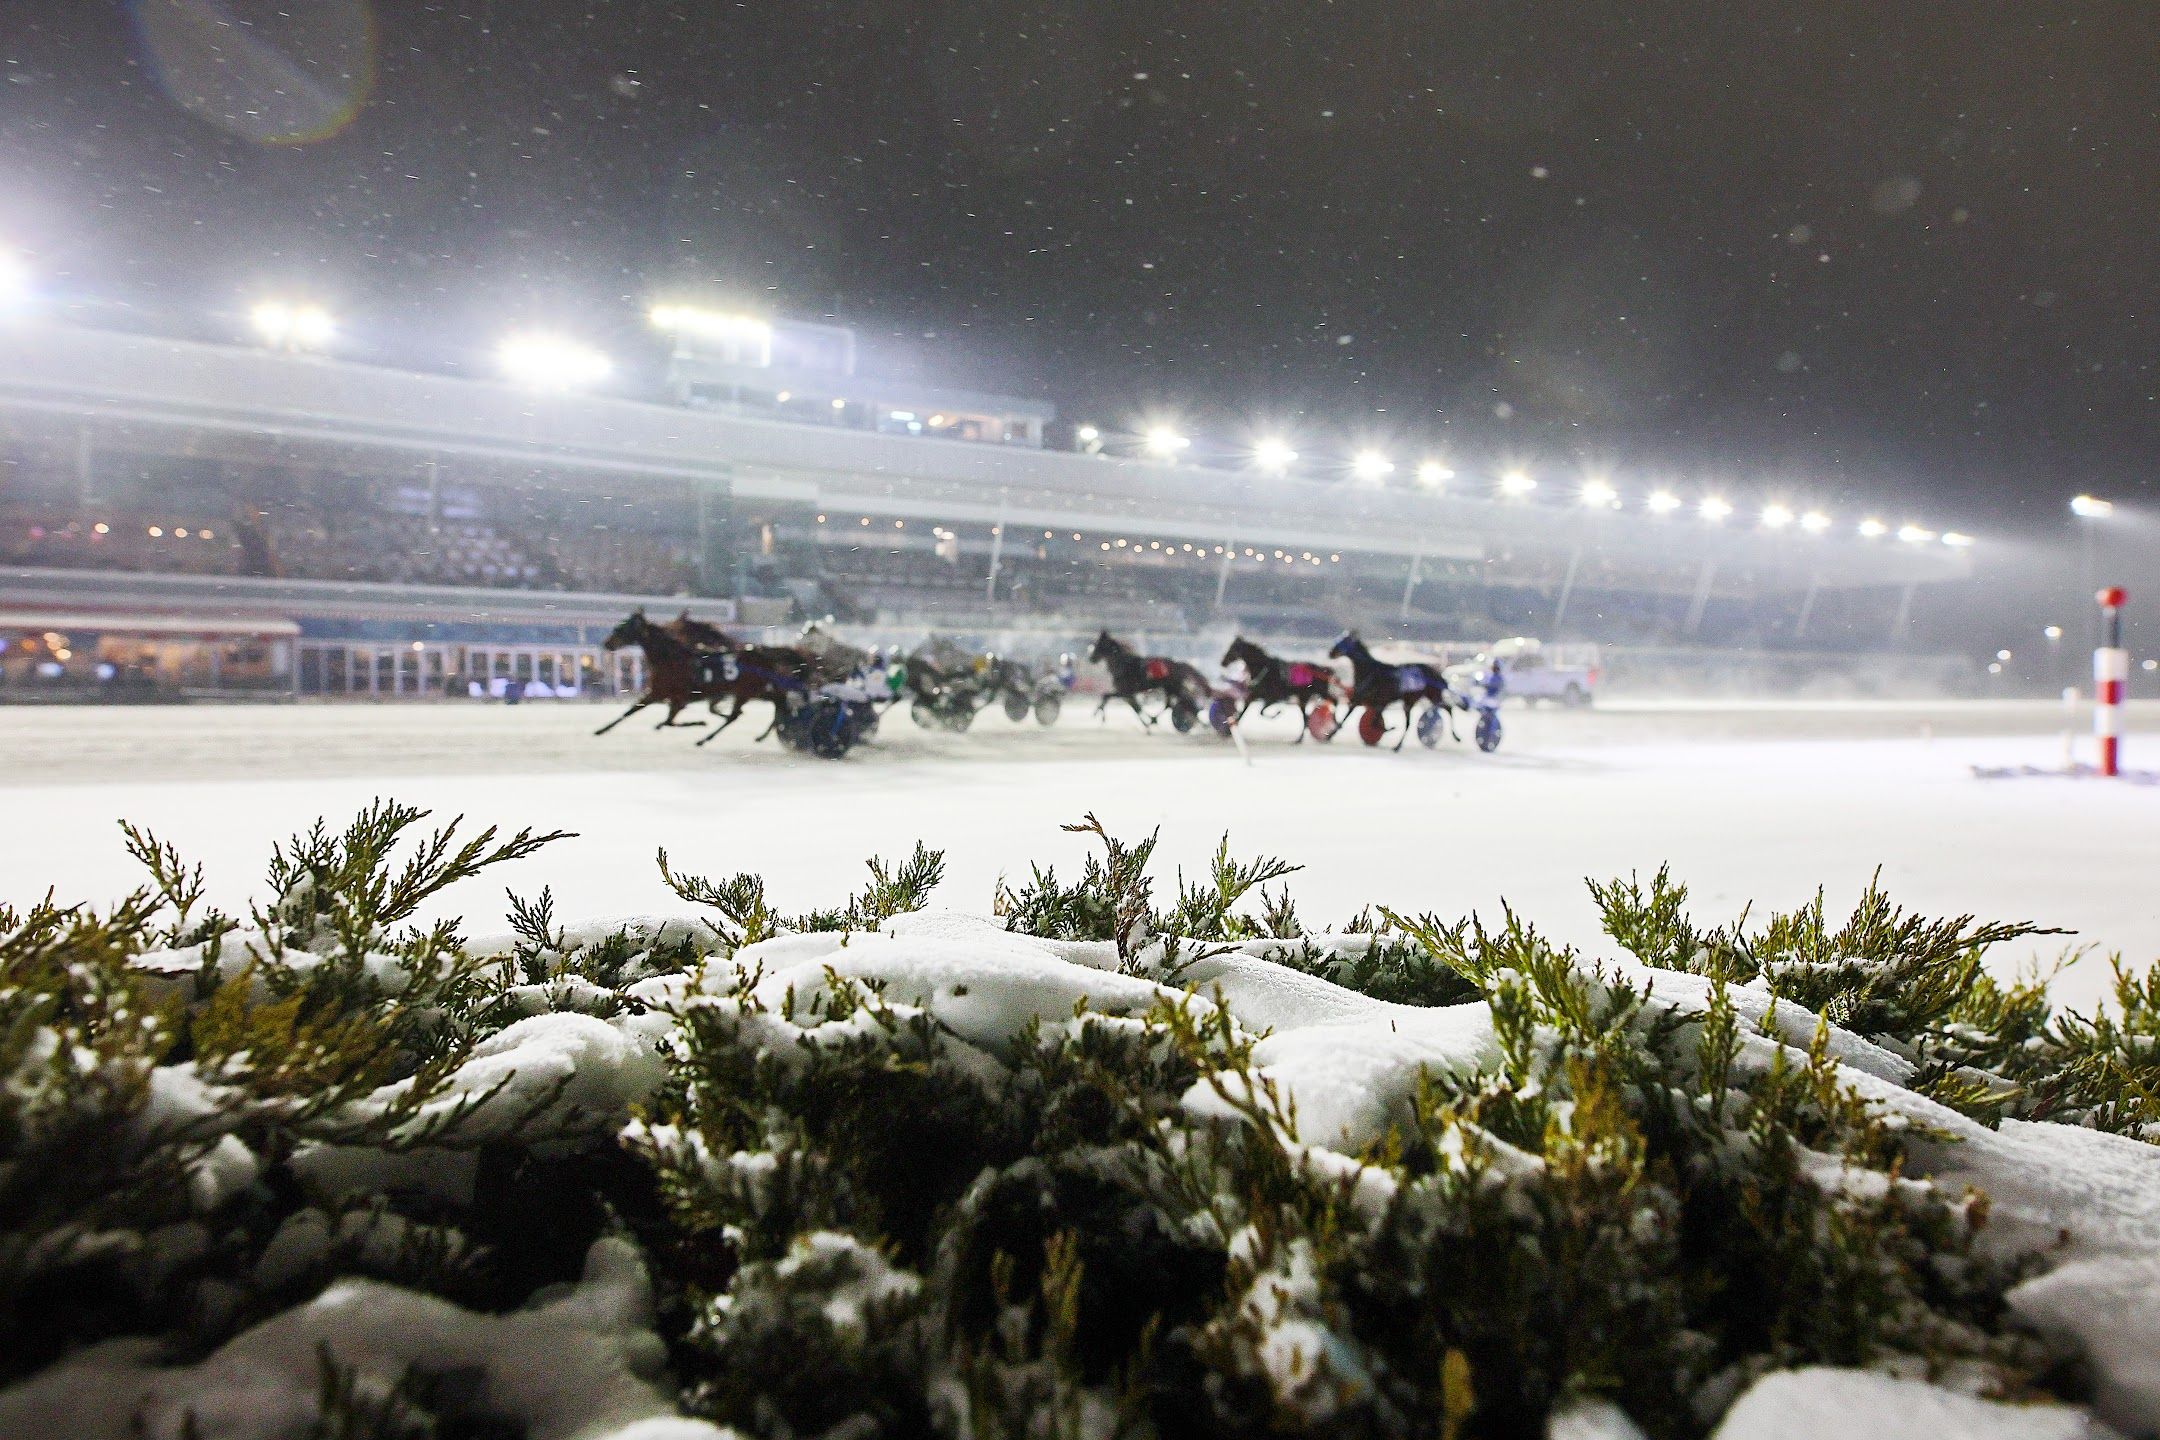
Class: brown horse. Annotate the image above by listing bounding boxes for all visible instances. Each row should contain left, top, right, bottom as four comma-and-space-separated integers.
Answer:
690, 640, 820, 745
596, 611, 715, 733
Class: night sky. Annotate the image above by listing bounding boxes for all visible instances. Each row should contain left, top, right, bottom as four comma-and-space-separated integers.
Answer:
2, 0, 2156, 532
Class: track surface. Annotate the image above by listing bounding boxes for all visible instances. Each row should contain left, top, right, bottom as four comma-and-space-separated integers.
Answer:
2, 697, 2151, 1009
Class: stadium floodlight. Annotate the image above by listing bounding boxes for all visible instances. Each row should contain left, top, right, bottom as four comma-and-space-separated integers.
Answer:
2070, 494, 2115, 520
1940, 531, 1975, 548
1142, 424, 1190, 459
1645, 490, 1682, 515
1799, 510, 1831, 534
1580, 478, 1619, 509
1896, 523, 1937, 544
497, 332, 612, 391
1857, 518, 1888, 539
0, 253, 27, 311
647, 305, 772, 347
1252, 437, 1298, 474
1076, 425, 1100, 443
1414, 460, 1452, 489
250, 299, 335, 351
1351, 449, 1395, 483
1760, 503, 1794, 529
1698, 496, 1733, 523
2043, 625, 2064, 641
1499, 469, 1537, 497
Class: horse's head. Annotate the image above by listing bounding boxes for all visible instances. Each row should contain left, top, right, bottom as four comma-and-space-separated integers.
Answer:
1221, 636, 1252, 669
1087, 630, 1117, 663
1329, 632, 1359, 661
602, 610, 649, 652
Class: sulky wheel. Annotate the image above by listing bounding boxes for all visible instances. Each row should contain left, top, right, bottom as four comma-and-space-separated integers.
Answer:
1033, 692, 1062, 726
1169, 699, 1200, 734
1003, 690, 1032, 723
1307, 700, 1336, 741
1417, 705, 1448, 748
910, 698, 937, 729
1357, 706, 1387, 747
1476, 709, 1503, 753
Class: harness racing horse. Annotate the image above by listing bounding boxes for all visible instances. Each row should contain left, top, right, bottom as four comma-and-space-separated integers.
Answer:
596, 611, 721, 734
690, 640, 822, 745
1328, 632, 1455, 751
1087, 630, 1211, 730
1220, 636, 1340, 742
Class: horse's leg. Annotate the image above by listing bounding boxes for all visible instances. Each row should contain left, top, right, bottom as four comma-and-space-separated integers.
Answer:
1292, 695, 1308, 742
595, 698, 649, 735
1395, 698, 1414, 750
1127, 693, 1155, 728
1095, 694, 1111, 721
694, 695, 746, 746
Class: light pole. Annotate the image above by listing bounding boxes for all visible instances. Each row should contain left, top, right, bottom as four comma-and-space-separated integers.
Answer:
2071, 495, 2114, 644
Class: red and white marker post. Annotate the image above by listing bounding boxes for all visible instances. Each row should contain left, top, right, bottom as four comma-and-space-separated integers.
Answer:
2095, 586, 2128, 777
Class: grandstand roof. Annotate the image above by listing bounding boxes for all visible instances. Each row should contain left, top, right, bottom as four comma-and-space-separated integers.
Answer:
0, 320, 1969, 592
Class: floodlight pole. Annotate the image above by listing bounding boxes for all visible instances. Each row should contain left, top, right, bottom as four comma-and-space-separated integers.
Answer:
1399, 551, 1424, 625
1551, 544, 1584, 636
1683, 559, 1718, 637
2096, 586, 2127, 777
1793, 572, 1822, 641
984, 490, 1007, 606
1214, 534, 1236, 610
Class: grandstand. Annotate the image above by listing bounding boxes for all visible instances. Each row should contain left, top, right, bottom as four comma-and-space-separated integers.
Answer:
0, 313, 1971, 700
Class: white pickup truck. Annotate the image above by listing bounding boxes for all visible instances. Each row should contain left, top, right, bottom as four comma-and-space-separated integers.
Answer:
1455, 638, 1601, 708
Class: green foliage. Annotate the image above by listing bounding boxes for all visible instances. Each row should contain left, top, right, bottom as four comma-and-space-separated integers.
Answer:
1, 807, 2144, 1440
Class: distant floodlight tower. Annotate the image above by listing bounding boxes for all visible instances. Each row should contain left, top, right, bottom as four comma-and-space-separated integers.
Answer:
1645, 490, 1681, 515
1351, 449, 1394, 483
1580, 478, 1619, 509
0, 253, 28, 311
1414, 460, 1452, 489
2096, 586, 2128, 776
251, 299, 335, 352
1799, 510, 1831, 534
1142, 424, 1190, 461
1499, 468, 1536, 498
1252, 436, 1298, 475
1857, 518, 1888, 539
1698, 495, 1733, 523
497, 332, 612, 391
1759, 503, 1794, 530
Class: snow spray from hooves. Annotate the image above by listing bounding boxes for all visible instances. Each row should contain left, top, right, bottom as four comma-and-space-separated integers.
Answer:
2096, 587, 2128, 778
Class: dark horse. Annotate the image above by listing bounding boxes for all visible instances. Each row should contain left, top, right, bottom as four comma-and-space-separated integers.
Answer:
597, 611, 715, 733
1221, 636, 1339, 741
1328, 632, 1454, 751
596, 611, 812, 743
1087, 630, 1210, 729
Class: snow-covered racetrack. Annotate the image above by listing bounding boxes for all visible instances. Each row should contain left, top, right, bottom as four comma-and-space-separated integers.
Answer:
2, 698, 2152, 1008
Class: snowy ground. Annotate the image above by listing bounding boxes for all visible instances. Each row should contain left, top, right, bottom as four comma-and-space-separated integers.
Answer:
2, 697, 2152, 1009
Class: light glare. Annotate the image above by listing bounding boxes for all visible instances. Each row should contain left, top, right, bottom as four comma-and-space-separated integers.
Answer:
1799, 510, 1831, 533
1252, 437, 1298, 474
1142, 424, 1190, 458
1645, 490, 1681, 515
1897, 524, 1937, 544
250, 299, 335, 350
1940, 531, 1975, 548
1414, 460, 1452, 488
2070, 494, 2116, 519
497, 332, 612, 391
1698, 496, 1733, 522
1499, 469, 1536, 497
1580, 479, 1619, 508
1858, 518, 1888, 538
1760, 504, 1794, 529
1351, 449, 1395, 482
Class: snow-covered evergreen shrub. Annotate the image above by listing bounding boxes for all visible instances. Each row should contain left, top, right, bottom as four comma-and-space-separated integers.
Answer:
3, 805, 2158, 1440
